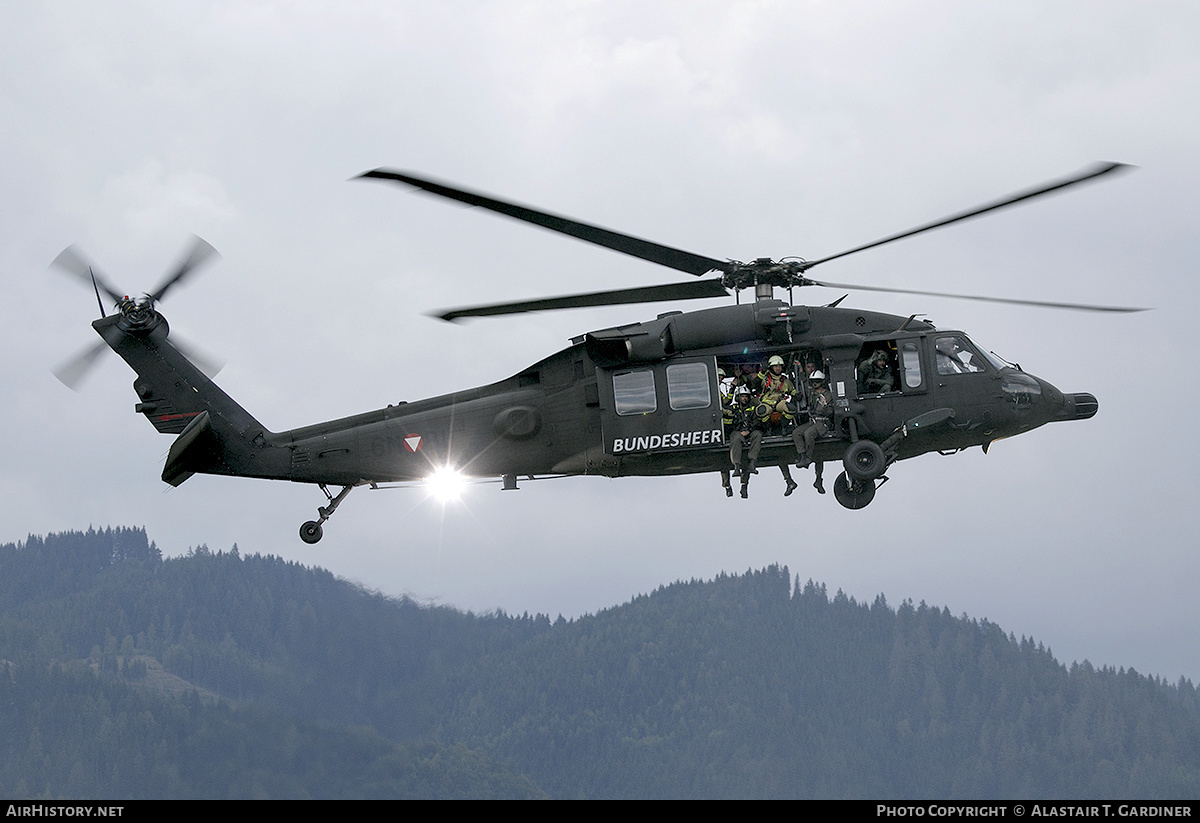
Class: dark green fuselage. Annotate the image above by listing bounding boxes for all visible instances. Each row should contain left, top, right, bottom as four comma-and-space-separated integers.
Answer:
97, 298, 1093, 491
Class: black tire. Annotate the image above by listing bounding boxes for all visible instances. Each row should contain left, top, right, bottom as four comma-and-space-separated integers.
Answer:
844, 440, 886, 481
833, 472, 876, 510
299, 521, 324, 544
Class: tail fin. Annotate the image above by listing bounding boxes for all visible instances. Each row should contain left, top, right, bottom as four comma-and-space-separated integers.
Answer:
94, 312, 287, 486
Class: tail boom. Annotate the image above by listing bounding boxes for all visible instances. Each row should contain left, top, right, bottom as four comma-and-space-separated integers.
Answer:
95, 313, 291, 486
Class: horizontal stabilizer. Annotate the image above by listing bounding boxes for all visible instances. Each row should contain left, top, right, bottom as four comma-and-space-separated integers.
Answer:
162, 411, 220, 487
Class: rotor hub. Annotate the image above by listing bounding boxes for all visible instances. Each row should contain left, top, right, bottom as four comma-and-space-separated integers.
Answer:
116, 297, 159, 332
719, 259, 810, 293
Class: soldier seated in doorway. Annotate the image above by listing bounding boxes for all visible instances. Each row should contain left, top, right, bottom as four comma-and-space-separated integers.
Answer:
718, 368, 736, 497
730, 393, 765, 498
858, 349, 895, 394
793, 370, 833, 470
757, 355, 796, 435
734, 362, 763, 396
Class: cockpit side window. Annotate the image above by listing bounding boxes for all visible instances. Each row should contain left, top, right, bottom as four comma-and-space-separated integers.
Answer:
935, 335, 986, 376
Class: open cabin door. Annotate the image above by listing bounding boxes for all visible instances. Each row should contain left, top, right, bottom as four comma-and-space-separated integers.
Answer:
597, 356, 724, 456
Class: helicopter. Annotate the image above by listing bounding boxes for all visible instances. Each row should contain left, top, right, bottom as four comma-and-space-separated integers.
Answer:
53, 162, 1142, 542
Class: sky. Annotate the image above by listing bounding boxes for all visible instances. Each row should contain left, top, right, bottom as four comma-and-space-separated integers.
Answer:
3, 1, 1199, 682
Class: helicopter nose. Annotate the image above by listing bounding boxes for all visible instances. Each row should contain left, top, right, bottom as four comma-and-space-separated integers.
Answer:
1058, 392, 1099, 421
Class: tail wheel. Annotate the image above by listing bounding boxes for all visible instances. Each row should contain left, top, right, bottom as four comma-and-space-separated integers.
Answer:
833, 472, 876, 510
299, 521, 324, 544
843, 440, 886, 481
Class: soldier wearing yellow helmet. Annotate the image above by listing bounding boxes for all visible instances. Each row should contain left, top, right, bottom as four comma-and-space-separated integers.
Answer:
756, 355, 796, 428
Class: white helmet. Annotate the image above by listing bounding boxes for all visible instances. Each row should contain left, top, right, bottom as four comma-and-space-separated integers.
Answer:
809, 370, 826, 382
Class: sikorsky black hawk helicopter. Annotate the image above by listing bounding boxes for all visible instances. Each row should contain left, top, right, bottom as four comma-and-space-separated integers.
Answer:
54, 163, 1142, 542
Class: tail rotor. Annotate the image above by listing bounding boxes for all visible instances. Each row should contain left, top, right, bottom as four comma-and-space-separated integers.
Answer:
50, 236, 222, 390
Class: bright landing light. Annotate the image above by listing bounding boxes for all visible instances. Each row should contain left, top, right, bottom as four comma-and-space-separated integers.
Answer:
426, 465, 468, 502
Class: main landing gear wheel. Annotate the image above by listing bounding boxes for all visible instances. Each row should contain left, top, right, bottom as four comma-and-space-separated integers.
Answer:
834, 472, 876, 510
843, 440, 886, 481
299, 521, 324, 544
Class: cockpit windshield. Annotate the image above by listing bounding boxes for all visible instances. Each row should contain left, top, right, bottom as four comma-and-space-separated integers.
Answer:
979, 346, 1015, 371
934, 335, 985, 375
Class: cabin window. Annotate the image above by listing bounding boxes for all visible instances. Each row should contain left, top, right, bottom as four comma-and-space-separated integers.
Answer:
613, 370, 657, 415
901, 342, 923, 389
935, 336, 985, 375
666, 363, 711, 411
856, 344, 899, 395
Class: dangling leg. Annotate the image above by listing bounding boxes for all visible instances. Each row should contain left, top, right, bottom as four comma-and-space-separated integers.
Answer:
780, 464, 798, 497
792, 423, 812, 468
746, 429, 762, 475
813, 461, 826, 494
720, 469, 733, 497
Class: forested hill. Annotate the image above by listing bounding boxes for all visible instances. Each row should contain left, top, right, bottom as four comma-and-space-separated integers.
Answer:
0, 528, 544, 798
2, 527, 1199, 799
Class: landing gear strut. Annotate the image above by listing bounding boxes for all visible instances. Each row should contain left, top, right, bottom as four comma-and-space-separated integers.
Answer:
299, 483, 356, 544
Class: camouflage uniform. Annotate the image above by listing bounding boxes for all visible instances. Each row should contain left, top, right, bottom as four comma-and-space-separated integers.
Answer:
730, 402, 765, 469
858, 351, 895, 394
792, 385, 832, 466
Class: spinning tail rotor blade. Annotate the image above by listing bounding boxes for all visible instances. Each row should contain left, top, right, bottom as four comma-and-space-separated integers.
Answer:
54, 329, 224, 392
51, 245, 126, 306
149, 235, 219, 303
53, 333, 223, 390
172, 335, 225, 379
53, 341, 109, 391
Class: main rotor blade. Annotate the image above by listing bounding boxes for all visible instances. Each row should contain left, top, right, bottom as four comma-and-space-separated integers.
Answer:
149, 235, 219, 303
801, 162, 1132, 271
358, 169, 729, 277
807, 278, 1148, 313
51, 245, 125, 306
435, 278, 730, 322
53, 340, 109, 391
